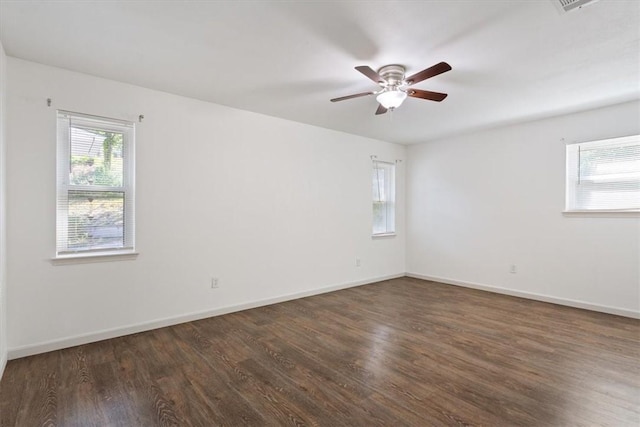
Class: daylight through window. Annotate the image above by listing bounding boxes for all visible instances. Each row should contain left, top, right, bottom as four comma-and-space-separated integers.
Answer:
56, 111, 135, 256
565, 135, 640, 212
372, 160, 396, 235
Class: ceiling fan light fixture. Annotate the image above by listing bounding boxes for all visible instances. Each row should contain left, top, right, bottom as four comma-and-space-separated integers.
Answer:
376, 89, 407, 109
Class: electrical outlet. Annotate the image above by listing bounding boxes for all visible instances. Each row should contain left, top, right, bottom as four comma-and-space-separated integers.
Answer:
211, 277, 219, 289
355, 258, 362, 267
510, 264, 517, 274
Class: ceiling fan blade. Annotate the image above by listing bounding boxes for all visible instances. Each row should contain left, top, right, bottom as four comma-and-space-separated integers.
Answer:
330, 92, 375, 102
405, 62, 452, 85
355, 66, 384, 84
375, 104, 388, 115
407, 89, 448, 102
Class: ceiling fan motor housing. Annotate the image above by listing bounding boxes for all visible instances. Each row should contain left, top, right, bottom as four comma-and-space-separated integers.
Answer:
377, 65, 406, 87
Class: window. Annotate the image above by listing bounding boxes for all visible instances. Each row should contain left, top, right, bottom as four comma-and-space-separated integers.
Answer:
372, 160, 395, 235
565, 135, 640, 212
56, 111, 135, 256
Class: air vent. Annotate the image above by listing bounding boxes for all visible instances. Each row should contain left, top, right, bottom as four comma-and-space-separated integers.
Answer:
552, 0, 600, 13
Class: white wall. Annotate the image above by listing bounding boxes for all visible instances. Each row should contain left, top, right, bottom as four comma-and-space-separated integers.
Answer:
6, 56, 636, 361
0, 41, 7, 376
6, 58, 406, 357
407, 100, 640, 317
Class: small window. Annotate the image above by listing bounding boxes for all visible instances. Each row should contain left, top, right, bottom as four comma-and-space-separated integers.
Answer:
372, 160, 395, 235
565, 135, 640, 212
56, 111, 135, 256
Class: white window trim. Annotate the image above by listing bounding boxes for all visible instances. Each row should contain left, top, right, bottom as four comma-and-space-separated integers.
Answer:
51, 251, 139, 265
562, 210, 640, 217
372, 232, 396, 238
55, 110, 136, 260
565, 134, 640, 214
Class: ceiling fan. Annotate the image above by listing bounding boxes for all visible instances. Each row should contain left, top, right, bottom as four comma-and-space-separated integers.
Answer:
330, 62, 452, 115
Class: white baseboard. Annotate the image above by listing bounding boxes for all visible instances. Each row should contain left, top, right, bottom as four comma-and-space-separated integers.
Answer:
406, 272, 640, 319
7, 273, 404, 360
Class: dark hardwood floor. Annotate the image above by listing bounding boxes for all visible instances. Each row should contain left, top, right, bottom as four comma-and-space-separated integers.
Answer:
1, 277, 639, 426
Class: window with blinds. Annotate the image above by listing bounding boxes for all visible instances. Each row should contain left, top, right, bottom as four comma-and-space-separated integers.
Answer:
56, 111, 135, 256
565, 135, 640, 212
372, 161, 396, 235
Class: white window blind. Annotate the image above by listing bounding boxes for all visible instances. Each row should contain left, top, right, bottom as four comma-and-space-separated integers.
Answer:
56, 111, 135, 256
372, 160, 396, 235
566, 135, 640, 212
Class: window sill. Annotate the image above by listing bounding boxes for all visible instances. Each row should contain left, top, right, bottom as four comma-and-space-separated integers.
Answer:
51, 251, 139, 265
563, 210, 640, 218
372, 233, 397, 238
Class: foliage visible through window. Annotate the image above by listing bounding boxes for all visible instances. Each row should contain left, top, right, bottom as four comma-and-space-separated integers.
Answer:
373, 161, 395, 235
56, 111, 135, 255
566, 135, 640, 212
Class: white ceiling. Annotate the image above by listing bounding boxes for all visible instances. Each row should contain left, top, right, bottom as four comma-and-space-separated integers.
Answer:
1, 0, 638, 144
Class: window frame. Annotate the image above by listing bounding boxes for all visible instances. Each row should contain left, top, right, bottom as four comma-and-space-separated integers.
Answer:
55, 110, 136, 259
564, 134, 640, 214
372, 160, 396, 237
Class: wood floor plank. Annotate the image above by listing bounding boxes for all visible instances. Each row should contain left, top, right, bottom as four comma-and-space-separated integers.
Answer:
0, 357, 28, 426
1, 277, 639, 426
